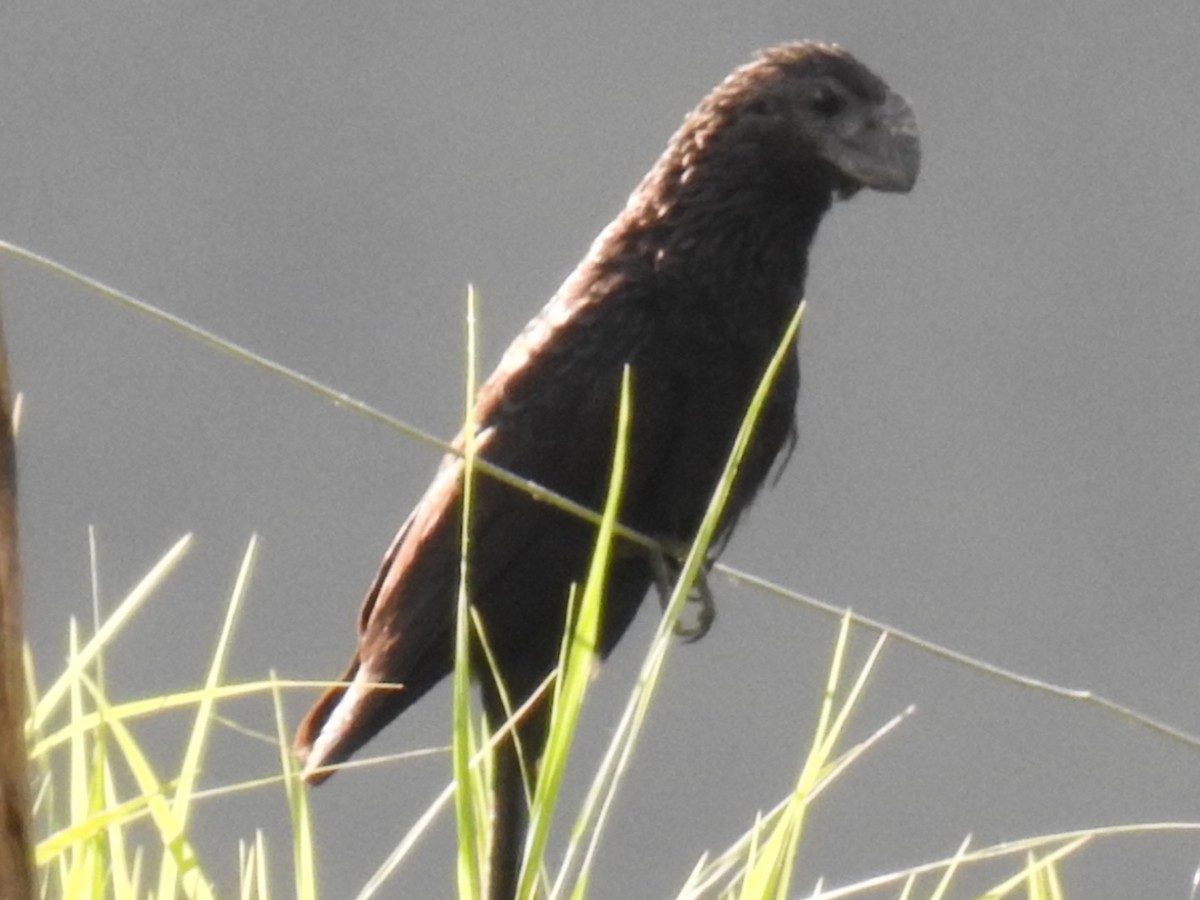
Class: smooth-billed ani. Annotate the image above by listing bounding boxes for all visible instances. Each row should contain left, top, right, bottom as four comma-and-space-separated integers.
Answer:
295, 41, 919, 897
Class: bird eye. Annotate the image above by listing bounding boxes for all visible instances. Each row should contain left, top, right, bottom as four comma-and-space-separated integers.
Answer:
810, 86, 845, 117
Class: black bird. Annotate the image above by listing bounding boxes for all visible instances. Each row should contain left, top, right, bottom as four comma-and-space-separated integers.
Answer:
296, 41, 919, 897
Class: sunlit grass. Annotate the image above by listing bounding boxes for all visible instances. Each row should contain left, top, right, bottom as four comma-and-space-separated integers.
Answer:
26, 527, 1125, 900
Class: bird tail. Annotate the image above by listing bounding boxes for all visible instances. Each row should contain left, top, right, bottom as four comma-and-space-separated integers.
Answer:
293, 654, 407, 785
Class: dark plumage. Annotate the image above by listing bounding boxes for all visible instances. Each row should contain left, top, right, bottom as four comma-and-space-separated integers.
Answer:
296, 41, 919, 896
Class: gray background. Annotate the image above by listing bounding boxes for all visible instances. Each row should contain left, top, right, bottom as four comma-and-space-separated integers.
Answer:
4, 2, 1200, 897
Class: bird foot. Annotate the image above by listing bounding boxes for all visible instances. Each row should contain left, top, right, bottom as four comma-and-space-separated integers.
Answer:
651, 552, 716, 642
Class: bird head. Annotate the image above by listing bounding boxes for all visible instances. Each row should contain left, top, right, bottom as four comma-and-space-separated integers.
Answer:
694, 42, 921, 200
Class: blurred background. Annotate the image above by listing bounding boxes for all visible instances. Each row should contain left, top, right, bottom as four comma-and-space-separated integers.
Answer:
3, 2, 1199, 896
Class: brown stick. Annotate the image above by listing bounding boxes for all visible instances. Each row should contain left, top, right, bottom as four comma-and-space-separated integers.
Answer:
0, 294, 32, 899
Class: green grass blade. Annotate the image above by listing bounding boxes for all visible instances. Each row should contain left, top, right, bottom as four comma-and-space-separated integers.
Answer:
454, 283, 485, 899
518, 366, 632, 899
271, 673, 316, 900
102, 761, 137, 897
43, 673, 186, 864
981, 838, 1087, 899
31, 679, 343, 762
929, 833, 972, 900
737, 616, 887, 899
156, 536, 257, 898
32, 534, 192, 734
66, 621, 86, 864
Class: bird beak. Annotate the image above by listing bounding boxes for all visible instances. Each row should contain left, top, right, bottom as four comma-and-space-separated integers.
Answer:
837, 91, 921, 195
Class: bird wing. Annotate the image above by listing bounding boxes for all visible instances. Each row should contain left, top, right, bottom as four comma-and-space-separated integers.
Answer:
296, 279, 667, 777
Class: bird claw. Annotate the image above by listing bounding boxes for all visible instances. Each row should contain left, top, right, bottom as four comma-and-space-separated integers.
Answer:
675, 579, 715, 643
651, 552, 716, 642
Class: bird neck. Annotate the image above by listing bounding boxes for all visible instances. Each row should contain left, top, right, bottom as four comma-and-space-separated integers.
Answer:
616, 149, 832, 344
